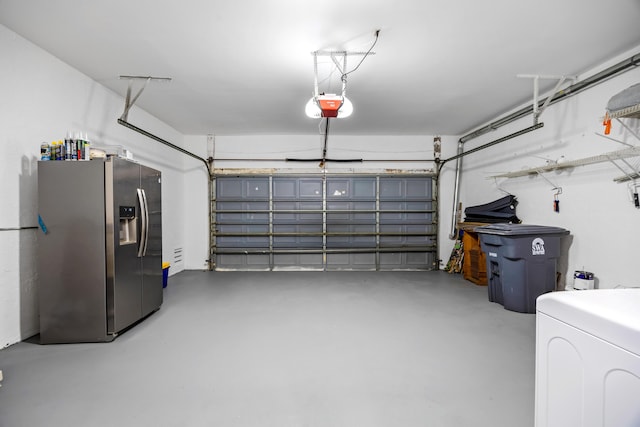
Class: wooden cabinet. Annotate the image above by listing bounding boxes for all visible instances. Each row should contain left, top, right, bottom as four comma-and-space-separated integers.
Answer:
459, 222, 488, 286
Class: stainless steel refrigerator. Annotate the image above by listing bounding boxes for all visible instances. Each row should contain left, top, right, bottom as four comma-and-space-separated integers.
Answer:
37, 156, 163, 343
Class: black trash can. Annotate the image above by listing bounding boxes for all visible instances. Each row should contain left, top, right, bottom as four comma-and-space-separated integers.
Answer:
475, 224, 569, 313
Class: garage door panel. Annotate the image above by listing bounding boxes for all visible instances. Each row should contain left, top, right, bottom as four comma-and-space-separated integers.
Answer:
326, 253, 376, 270
327, 201, 350, 220
352, 178, 376, 198
273, 201, 296, 222
379, 201, 403, 221
379, 252, 403, 267
217, 254, 270, 268
327, 179, 349, 198
298, 202, 322, 222
272, 179, 295, 198
245, 202, 269, 222
406, 179, 431, 197
246, 178, 269, 197
326, 224, 377, 247
273, 253, 323, 269
299, 179, 323, 198
406, 251, 434, 266
354, 201, 376, 221
217, 179, 243, 198
379, 179, 404, 198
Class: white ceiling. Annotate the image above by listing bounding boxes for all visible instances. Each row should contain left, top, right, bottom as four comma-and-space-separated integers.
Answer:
2, 0, 640, 136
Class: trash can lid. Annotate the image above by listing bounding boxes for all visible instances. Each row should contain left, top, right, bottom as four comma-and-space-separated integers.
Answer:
474, 223, 569, 236
162, 262, 170, 269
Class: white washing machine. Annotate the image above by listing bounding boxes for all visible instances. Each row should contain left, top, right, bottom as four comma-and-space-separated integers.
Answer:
535, 289, 640, 427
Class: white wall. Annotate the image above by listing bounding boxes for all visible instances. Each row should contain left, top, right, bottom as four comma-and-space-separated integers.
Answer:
182, 134, 458, 270
0, 24, 187, 348
458, 46, 640, 289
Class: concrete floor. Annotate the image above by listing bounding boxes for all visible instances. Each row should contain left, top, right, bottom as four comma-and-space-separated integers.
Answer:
0, 271, 536, 427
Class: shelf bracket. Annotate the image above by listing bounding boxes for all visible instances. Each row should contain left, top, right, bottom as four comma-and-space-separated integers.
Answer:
119, 75, 172, 121
517, 74, 576, 124
608, 156, 640, 183
609, 157, 640, 206
492, 177, 512, 196
534, 168, 561, 194
615, 117, 640, 144
594, 132, 635, 147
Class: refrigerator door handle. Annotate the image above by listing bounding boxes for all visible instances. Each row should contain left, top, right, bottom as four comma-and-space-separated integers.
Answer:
141, 189, 150, 256
137, 188, 148, 258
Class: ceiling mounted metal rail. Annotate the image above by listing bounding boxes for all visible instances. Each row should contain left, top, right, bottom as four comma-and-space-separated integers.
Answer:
117, 119, 211, 174
441, 123, 544, 165
458, 52, 640, 144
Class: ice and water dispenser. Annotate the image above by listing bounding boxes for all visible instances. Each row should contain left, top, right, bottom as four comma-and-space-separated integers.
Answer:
119, 206, 137, 245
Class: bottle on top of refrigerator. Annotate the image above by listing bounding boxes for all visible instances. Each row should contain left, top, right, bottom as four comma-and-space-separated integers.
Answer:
83, 132, 91, 160
40, 142, 51, 161
80, 132, 86, 160
74, 132, 80, 160
57, 141, 62, 160
50, 141, 58, 160
79, 132, 85, 160
71, 131, 79, 161
58, 139, 65, 161
65, 131, 73, 161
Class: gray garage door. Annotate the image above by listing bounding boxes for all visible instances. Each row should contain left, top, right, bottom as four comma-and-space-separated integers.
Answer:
213, 174, 436, 271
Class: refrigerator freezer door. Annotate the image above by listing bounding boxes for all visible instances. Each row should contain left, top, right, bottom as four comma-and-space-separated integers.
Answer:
140, 164, 163, 317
